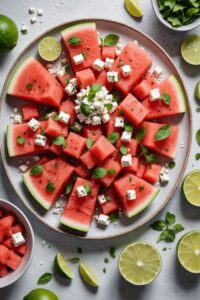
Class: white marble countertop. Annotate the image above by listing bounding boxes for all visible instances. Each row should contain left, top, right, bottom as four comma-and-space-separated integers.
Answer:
0, 0, 200, 299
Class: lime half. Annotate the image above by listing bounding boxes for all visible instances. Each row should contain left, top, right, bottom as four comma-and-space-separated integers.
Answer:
38, 37, 62, 61
54, 252, 74, 279
181, 35, 200, 65
183, 170, 200, 207
195, 80, 200, 100
124, 0, 144, 18
79, 261, 100, 287
119, 242, 162, 286
177, 231, 200, 274
24, 288, 58, 300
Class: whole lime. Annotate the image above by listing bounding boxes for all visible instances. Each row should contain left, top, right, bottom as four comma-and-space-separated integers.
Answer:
23, 288, 59, 300
0, 15, 18, 54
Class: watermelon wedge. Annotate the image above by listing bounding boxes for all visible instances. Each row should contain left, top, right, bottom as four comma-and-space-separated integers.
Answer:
142, 75, 186, 119
22, 158, 74, 210
61, 177, 100, 233
7, 56, 64, 107
113, 173, 159, 218
61, 22, 101, 73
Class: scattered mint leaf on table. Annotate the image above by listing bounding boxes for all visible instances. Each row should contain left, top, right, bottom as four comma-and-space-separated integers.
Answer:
150, 220, 167, 231
173, 224, 184, 234
196, 129, 200, 146
109, 246, 116, 258
195, 153, 200, 160
37, 273, 53, 285
168, 161, 176, 169
165, 211, 176, 225
157, 229, 175, 243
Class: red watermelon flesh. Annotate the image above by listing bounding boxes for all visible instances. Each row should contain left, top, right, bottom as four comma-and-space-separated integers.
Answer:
22, 104, 40, 121
61, 177, 100, 232
50, 143, 63, 156
104, 109, 123, 136
0, 263, 8, 277
7, 57, 64, 107
74, 163, 89, 178
97, 157, 122, 187
61, 22, 101, 73
102, 46, 116, 60
57, 73, 72, 88
82, 125, 103, 142
80, 149, 99, 169
136, 162, 146, 178
3, 238, 27, 256
11, 223, 25, 234
90, 136, 116, 161
46, 117, 68, 137
96, 70, 113, 92
22, 158, 74, 210
0, 245, 9, 264
132, 73, 158, 101
100, 187, 120, 215
59, 99, 76, 125
111, 42, 152, 95
5, 250, 22, 270
76, 68, 95, 89
64, 132, 86, 159
0, 216, 15, 242
143, 163, 162, 184
140, 121, 179, 159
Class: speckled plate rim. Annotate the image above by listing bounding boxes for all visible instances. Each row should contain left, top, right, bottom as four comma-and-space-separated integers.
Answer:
0, 18, 192, 240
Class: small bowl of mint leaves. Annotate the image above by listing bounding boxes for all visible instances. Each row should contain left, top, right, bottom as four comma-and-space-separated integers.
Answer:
152, 0, 200, 31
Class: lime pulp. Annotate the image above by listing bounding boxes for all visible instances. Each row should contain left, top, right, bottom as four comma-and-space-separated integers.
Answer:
54, 252, 74, 279
124, 0, 144, 18
183, 170, 200, 207
79, 261, 100, 287
38, 36, 62, 62
181, 35, 200, 66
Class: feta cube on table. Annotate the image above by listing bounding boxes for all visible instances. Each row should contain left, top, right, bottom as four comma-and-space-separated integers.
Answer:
115, 117, 124, 128
149, 88, 161, 101
98, 194, 107, 205
31, 16, 37, 24
121, 154, 132, 167
57, 111, 70, 124
65, 82, 77, 96
93, 58, 105, 71
153, 66, 163, 78
73, 53, 84, 65
127, 190, 136, 200
159, 172, 170, 185
76, 185, 87, 198
28, 118, 40, 131
107, 71, 119, 83
121, 65, 132, 77
121, 131, 132, 142
97, 214, 110, 226
35, 134, 47, 147
12, 232, 26, 247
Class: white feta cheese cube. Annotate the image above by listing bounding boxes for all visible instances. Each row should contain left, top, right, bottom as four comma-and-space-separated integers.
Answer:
96, 91, 105, 100
12, 232, 26, 247
37, 9, 44, 16
101, 113, 111, 123
31, 16, 37, 24
104, 58, 115, 69
28, 118, 40, 131
127, 190, 136, 200
149, 88, 161, 101
121, 65, 132, 77
159, 172, 170, 185
153, 66, 163, 78
91, 116, 101, 126
121, 131, 132, 142
85, 118, 92, 125
107, 71, 119, 83
76, 185, 87, 197
121, 154, 132, 167
73, 53, 84, 65
98, 194, 107, 205
33, 156, 40, 162
116, 41, 122, 50
70, 78, 78, 86
65, 82, 77, 96
93, 58, 105, 71
25, 160, 31, 166
29, 6, 36, 14
105, 94, 113, 102
115, 117, 124, 128
76, 92, 84, 101
97, 214, 110, 226
111, 101, 118, 112
13, 114, 22, 124
19, 164, 29, 173
93, 101, 104, 112
101, 86, 109, 95
115, 49, 122, 56
35, 134, 47, 147
57, 111, 70, 124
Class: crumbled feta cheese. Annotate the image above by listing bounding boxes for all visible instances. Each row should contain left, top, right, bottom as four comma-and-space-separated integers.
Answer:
91, 116, 101, 126
19, 164, 29, 173
31, 16, 37, 24
121, 131, 132, 142
75, 105, 80, 113
102, 113, 111, 123
107, 71, 119, 83
93, 101, 104, 113
76, 185, 87, 198
13, 108, 18, 113
115, 117, 124, 128
77, 113, 87, 123
105, 94, 113, 102
35, 134, 47, 147
28, 118, 40, 131
37, 9, 44, 16
127, 190, 136, 200
159, 172, 170, 185
153, 66, 163, 78
13, 114, 22, 124
98, 194, 107, 205
121, 154, 132, 167
116, 40, 122, 50
70, 78, 78, 87
33, 156, 40, 162
57, 111, 70, 124
65, 82, 77, 96
10, 114, 14, 119
73, 53, 84, 65
121, 65, 132, 77
97, 214, 110, 226
12, 232, 25, 247
149, 88, 161, 101
56, 68, 65, 76
93, 58, 105, 71
115, 49, 122, 56
29, 6, 36, 14
104, 58, 115, 69
133, 40, 138, 45
111, 101, 118, 112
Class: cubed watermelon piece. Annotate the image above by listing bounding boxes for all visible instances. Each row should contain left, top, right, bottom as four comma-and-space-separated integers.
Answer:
100, 187, 120, 215
49, 143, 63, 156
113, 173, 159, 218
5, 250, 22, 270
11, 223, 25, 234
76, 68, 95, 89
132, 73, 158, 101
64, 132, 86, 159
116, 138, 138, 157
3, 238, 27, 256
0, 216, 14, 242
119, 93, 149, 126
61, 177, 100, 232
0, 245, 9, 264
15, 244, 27, 256
2, 238, 13, 249
97, 157, 122, 187
0, 263, 8, 277
46, 117, 68, 137
80, 149, 99, 169
136, 162, 146, 178
74, 163, 89, 178
102, 46, 116, 60
59, 99, 76, 125
82, 125, 103, 142
57, 73, 72, 88
123, 157, 139, 174
90, 136, 116, 161
96, 70, 113, 92
111, 42, 152, 94
143, 164, 162, 184
22, 104, 40, 121
104, 109, 122, 136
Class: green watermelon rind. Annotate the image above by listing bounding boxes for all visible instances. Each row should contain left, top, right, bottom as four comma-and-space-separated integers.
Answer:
60, 22, 96, 38
60, 216, 89, 233
125, 188, 160, 218
6, 125, 15, 157
7, 56, 34, 94
169, 75, 187, 113
22, 173, 51, 210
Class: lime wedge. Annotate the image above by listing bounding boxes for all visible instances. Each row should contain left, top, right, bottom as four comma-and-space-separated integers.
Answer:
177, 231, 200, 273
181, 35, 200, 66
118, 242, 162, 285
79, 261, 100, 287
54, 252, 74, 279
183, 170, 200, 206
124, 0, 144, 18
195, 80, 200, 100
38, 37, 62, 61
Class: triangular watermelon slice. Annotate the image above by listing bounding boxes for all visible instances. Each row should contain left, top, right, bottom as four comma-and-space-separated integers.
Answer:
7, 56, 64, 107
142, 75, 186, 119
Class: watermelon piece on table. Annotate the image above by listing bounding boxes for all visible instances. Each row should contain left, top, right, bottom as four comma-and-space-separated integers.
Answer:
59, 99, 76, 125
143, 164, 162, 184
140, 121, 179, 159
80, 149, 99, 169
7, 121, 49, 157
102, 46, 116, 60
119, 93, 149, 126
22, 158, 74, 210
76, 68, 95, 89
90, 136, 116, 161
113, 173, 159, 218
63, 132, 86, 159
57, 73, 72, 88
96, 70, 113, 92
0, 245, 9, 264
22, 104, 40, 121
61, 177, 100, 233
46, 117, 68, 137
142, 75, 186, 119
61, 22, 101, 73
97, 157, 122, 187
0, 263, 8, 277
7, 56, 64, 107
99, 187, 120, 215
5, 249, 22, 270
110, 42, 152, 95
82, 125, 103, 142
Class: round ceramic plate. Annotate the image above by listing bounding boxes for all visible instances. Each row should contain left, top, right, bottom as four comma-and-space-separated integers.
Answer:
0, 19, 192, 239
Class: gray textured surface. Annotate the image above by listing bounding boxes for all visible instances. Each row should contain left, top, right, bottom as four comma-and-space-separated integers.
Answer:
0, 0, 200, 299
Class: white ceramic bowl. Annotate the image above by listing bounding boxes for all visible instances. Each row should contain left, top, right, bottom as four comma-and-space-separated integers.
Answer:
151, 0, 200, 32
0, 199, 34, 288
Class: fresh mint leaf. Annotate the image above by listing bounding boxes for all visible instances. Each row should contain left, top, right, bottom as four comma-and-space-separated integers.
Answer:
104, 103, 113, 111
88, 84, 102, 101
124, 123, 133, 133
169, 161, 176, 169
37, 273, 53, 285
109, 212, 119, 223
46, 182, 55, 193
136, 127, 146, 142
86, 138, 93, 149
107, 132, 119, 144
196, 129, 200, 146
165, 211, 176, 225
67, 36, 81, 45
155, 125, 172, 141
195, 153, 200, 160
83, 183, 91, 194
145, 154, 158, 163
30, 164, 43, 176
80, 102, 91, 116
93, 167, 107, 179
53, 136, 67, 148
104, 34, 119, 46
150, 220, 167, 231
107, 169, 116, 175
157, 229, 175, 243
65, 182, 73, 195
70, 122, 82, 133
119, 144, 128, 155
17, 136, 25, 145
173, 224, 184, 234
109, 246, 116, 258
26, 83, 33, 90
162, 93, 171, 105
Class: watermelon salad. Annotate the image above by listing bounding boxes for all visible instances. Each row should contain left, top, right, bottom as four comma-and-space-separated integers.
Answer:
5, 22, 186, 234
0, 209, 27, 278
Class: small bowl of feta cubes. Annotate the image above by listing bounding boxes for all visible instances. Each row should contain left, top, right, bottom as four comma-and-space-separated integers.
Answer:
0, 198, 34, 288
